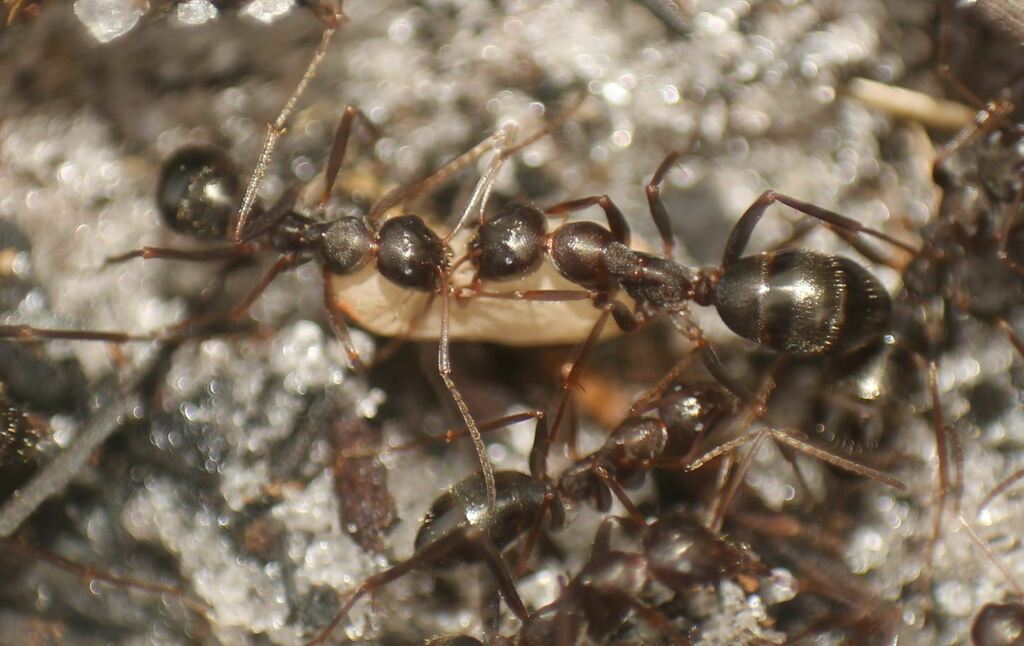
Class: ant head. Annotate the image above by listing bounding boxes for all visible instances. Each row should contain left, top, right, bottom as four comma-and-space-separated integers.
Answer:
156, 146, 239, 240
316, 216, 375, 275
467, 202, 547, 281
376, 215, 448, 292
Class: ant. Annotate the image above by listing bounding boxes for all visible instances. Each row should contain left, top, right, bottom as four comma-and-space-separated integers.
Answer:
515, 510, 761, 646
306, 345, 905, 644
0, 95, 582, 509
453, 131, 918, 447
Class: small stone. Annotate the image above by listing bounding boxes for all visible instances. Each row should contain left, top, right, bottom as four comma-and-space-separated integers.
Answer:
73, 0, 147, 43
242, 0, 295, 24
176, 0, 218, 25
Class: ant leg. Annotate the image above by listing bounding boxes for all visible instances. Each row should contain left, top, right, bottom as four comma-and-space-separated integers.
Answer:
957, 514, 1024, 597
979, 466, 1024, 513
544, 195, 630, 247
627, 348, 698, 416
161, 254, 299, 337
707, 430, 767, 532
995, 185, 1024, 275
446, 131, 517, 241
692, 427, 905, 529
592, 465, 645, 523
105, 244, 255, 265
319, 106, 380, 208
925, 360, 954, 559
722, 191, 917, 269
931, 0, 1015, 172
550, 299, 638, 443
0, 255, 295, 346
320, 266, 368, 372
0, 538, 210, 620
233, 2, 344, 243
438, 274, 497, 509
0, 325, 149, 343
337, 411, 545, 461
307, 525, 527, 645
370, 128, 513, 221
764, 428, 907, 490
645, 151, 680, 258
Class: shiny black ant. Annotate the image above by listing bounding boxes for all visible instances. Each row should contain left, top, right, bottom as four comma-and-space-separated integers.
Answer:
306, 349, 905, 644
457, 142, 918, 445
0, 98, 583, 510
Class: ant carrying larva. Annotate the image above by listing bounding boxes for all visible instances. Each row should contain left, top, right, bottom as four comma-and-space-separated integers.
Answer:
0, 93, 599, 510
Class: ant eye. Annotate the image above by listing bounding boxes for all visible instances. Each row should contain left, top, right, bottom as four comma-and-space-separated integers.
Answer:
156, 147, 240, 240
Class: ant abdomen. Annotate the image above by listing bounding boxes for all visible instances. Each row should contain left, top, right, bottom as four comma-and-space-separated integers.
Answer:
156, 146, 240, 240
642, 513, 755, 589
413, 471, 550, 563
466, 202, 547, 281
715, 250, 892, 355
376, 215, 448, 292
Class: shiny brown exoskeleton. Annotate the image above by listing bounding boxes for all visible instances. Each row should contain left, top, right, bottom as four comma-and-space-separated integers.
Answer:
459, 153, 912, 454
516, 512, 760, 646
305, 363, 905, 645
463, 197, 639, 332
466, 151, 909, 358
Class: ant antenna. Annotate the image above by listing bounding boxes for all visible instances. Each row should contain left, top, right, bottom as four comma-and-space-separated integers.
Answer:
233, 1, 346, 244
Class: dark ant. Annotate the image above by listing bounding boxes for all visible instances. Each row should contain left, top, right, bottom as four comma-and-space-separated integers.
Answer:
515, 511, 761, 646
306, 350, 905, 644
0, 98, 579, 509
458, 140, 917, 443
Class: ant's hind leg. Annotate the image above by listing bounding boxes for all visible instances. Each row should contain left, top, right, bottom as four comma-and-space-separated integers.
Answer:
723, 191, 918, 270
545, 195, 631, 247
319, 105, 380, 208
320, 266, 368, 372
